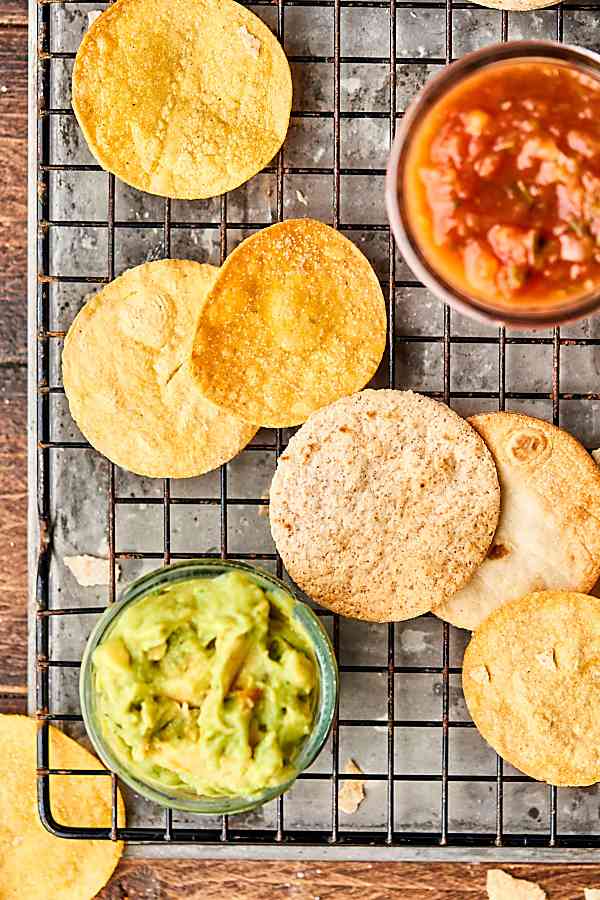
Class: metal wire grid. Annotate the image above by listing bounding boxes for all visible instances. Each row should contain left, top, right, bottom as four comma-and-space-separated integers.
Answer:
34, 0, 600, 850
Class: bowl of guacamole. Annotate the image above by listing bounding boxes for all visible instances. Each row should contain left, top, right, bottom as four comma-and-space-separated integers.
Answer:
80, 560, 338, 813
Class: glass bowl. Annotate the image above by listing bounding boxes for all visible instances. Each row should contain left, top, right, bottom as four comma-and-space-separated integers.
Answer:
80, 559, 338, 814
385, 40, 600, 329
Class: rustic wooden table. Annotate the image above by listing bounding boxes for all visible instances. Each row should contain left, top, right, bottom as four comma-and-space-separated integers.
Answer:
2, 2, 599, 895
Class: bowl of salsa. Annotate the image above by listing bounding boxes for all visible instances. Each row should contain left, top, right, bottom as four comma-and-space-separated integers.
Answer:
386, 41, 600, 328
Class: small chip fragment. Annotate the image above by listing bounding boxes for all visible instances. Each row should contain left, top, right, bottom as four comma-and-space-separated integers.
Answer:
338, 759, 365, 815
239, 24, 260, 57
64, 555, 120, 587
295, 189, 308, 206
470, 664, 490, 685
487, 869, 547, 900
593, 448, 600, 466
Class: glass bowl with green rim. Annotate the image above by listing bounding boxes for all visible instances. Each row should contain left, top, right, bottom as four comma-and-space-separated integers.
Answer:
79, 559, 338, 815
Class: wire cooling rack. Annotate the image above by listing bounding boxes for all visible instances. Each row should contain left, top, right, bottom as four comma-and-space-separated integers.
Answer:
31, 0, 600, 858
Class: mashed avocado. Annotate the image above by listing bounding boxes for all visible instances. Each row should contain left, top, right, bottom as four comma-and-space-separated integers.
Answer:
92, 571, 317, 798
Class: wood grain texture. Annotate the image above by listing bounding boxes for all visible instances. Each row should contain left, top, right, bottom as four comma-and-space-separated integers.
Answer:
0, 363, 28, 689
3, 4, 600, 897
0, 0, 26, 26
0, 25, 27, 365
99, 860, 600, 899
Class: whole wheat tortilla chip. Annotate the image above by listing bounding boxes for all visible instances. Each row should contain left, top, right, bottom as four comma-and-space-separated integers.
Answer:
72, 0, 291, 199
0, 715, 124, 900
463, 591, 600, 786
269, 390, 500, 621
190, 220, 387, 427
62, 260, 256, 478
487, 869, 546, 900
434, 412, 600, 631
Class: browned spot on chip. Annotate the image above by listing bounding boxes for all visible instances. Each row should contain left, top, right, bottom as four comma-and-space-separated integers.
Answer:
488, 543, 510, 560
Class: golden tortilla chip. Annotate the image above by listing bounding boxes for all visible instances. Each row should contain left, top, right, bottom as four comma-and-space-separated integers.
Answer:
464, 591, 600, 787
190, 220, 387, 427
0, 715, 124, 900
62, 259, 257, 478
72, 0, 292, 199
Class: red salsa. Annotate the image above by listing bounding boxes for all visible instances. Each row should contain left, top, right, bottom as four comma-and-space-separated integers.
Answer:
404, 60, 600, 307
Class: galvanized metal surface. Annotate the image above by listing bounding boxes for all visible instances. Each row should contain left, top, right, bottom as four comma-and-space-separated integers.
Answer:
29, 0, 600, 859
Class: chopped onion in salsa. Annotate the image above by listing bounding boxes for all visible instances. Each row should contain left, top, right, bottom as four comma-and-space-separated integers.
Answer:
404, 61, 600, 305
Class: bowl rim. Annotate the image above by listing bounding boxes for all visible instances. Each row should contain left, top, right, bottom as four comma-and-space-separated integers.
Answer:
79, 558, 339, 814
385, 39, 600, 329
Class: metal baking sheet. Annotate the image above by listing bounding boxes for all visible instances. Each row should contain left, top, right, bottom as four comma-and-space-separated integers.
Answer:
29, 0, 600, 859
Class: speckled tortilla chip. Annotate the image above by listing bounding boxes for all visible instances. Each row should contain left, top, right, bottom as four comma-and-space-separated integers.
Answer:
464, 591, 600, 787
434, 412, 600, 630
0, 715, 124, 900
269, 390, 500, 621
62, 260, 257, 478
72, 0, 291, 199
190, 220, 387, 427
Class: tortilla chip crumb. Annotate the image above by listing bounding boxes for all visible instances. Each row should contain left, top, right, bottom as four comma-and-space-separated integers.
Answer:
535, 648, 557, 670
87, 9, 102, 28
487, 869, 547, 900
64, 555, 120, 587
592, 449, 600, 466
239, 25, 260, 57
584, 890, 600, 899
470, 664, 491, 685
295, 189, 309, 207
338, 759, 365, 815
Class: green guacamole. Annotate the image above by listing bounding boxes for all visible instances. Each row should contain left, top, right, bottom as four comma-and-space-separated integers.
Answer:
92, 571, 317, 798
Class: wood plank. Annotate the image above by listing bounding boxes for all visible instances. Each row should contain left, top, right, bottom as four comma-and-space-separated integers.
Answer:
0, 0, 26, 27
0, 364, 27, 693
0, 25, 27, 365
99, 860, 600, 899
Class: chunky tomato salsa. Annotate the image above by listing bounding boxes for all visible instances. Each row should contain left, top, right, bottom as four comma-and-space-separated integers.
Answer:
404, 60, 600, 307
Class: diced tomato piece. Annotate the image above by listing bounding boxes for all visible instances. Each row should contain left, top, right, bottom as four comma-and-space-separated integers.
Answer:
487, 225, 539, 267
431, 122, 469, 169
567, 130, 600, 159
461, 109, 491, 137
556, 183, 583, 221
419, 167, 458, 244
517, 135, 577, 185
559, 233, 593, 262
463, 240, 500, 294
474, 154, 501, 178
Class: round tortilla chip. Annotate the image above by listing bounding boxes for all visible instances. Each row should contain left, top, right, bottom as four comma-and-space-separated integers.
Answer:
72, 0, 292, 199
269, 390, 500, 621
62, 260, 257, 478
190, 220, 387, 428
434, 412, 600, 631
0, 715, 124, 900
467, 0, 559, 8
463, 591, 600, 786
